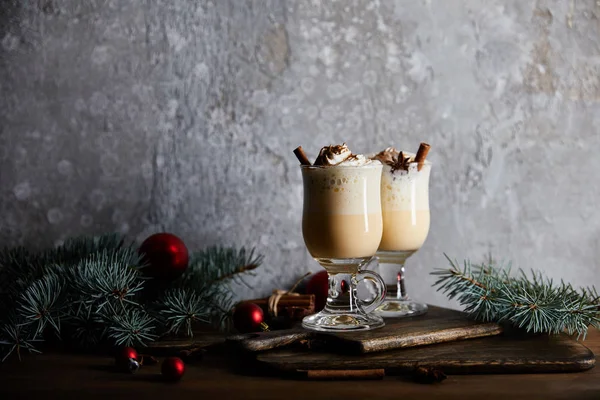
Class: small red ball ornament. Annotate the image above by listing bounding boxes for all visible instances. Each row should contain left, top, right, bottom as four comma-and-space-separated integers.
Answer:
305, 271, 328, 311
161, 357, 185, 382
115, 347, 138, 371
340, 279, 349, 294
233, 302, 269, 333
139, 233, 189, 280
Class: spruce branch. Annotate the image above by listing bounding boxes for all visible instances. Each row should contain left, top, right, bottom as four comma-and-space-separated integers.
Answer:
0, 234, 264, 360
155, 289, 210, 337
432, 254, 600, 338
105, 308, 157, 347
68, 248, 144, 315
186, 246, 264, 285
0, 317, 42, 362
17, 273, 64, 337
0, 246, 50, 294
0, 233, 127, 294
68, 304, 105, 348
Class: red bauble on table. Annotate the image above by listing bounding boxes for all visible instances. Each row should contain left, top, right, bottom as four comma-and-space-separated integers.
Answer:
115, 347, 139, 373
233, 302, 269, 333
305, 270, 328, 311
161, 357, 185, 382
139, 233, 189, 280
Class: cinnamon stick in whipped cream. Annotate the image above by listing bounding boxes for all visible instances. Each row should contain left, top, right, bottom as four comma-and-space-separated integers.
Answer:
414, 142, 431, 171
293, 146, 312, 166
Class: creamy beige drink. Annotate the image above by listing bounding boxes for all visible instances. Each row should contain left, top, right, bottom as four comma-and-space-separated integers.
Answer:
378, 153, 431, 251
295, 143, 387, 331
372, 144, 432, 318
301, 144, 383, 267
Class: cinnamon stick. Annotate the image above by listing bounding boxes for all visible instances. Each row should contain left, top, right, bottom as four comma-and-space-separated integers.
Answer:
293, 146, 312, 166
414, 142, 431, 171
303, 369, 385, 380
240, 294, 315, 314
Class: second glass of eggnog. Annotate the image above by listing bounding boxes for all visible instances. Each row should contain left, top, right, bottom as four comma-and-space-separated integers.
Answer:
376, 160, 431, 318
300, 162, 387, 331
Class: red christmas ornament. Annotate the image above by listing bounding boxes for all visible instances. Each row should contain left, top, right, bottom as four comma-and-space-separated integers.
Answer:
139, 233, 189, 280
233, 302, 269, 333
115, 347, 138, 371
305, 271, 328, 311
161, 357, 185, 382
340, 279, 349, 294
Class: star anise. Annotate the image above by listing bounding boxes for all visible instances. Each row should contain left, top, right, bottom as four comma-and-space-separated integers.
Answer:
391, 151, 411, 173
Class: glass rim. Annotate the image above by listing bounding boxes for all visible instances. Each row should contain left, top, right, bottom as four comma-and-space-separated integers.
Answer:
405, 160, 433, 166
299, 163, 383, 170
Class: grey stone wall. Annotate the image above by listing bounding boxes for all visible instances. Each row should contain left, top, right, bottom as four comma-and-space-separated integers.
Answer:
1, 1, 599, 307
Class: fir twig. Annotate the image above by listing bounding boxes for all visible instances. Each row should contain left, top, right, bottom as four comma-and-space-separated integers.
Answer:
186, 246, 264, 285
156, 289, 210, 337
68, 304, 104, 348
0, 234, 264, 361
0, 318, 42, 362
105, 308, 157, 347
68, 248, 144, 315
17, 273, 64, 337
432, 254, 600, 338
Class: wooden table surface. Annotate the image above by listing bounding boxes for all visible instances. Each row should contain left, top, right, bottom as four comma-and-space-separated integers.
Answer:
1, 330, 600, 400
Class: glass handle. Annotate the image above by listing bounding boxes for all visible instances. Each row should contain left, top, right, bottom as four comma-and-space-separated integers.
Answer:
353, 270, 386, 315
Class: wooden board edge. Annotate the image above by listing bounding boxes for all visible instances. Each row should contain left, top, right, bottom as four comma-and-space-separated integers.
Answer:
409, 355, 596, 375
226, 331, 313, 353
358, 323, 504, 353
256, 355, 596, 376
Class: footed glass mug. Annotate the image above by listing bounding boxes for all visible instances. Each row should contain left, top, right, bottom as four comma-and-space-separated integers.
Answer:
300, 163, 386, 331
376, 160, 431, 317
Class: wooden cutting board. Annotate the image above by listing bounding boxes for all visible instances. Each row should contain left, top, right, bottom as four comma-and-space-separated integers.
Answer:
227, 306, 502, 354
257, 332, 596, 375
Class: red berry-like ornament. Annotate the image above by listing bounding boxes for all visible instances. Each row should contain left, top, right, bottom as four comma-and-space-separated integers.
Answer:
115, 347, 138, 371
340, 279, 349, 294
233, 302, 269, 333
161, 357, 185, 382
139, 233, 189, 280
305, 271, 328, 311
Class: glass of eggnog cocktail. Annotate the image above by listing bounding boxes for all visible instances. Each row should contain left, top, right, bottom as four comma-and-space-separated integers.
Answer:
373, 144, 432, 318
296, 144, 386, 331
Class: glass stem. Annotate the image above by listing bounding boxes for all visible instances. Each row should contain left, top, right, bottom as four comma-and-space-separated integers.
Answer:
377, 251, 413, 301
383, 262, 407, 301
326, 272, 355, 313
397, 264, 407, 300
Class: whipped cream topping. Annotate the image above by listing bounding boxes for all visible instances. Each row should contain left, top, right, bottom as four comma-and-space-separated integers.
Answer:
372, 147, 420, 168
372, 147, 400, 167
314, 143, 378, 167
314, 143, 352, 166
339, 154, 372, 166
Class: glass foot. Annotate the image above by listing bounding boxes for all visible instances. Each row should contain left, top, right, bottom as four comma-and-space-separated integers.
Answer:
375, 299, 428, 318
302, 310, 385, 332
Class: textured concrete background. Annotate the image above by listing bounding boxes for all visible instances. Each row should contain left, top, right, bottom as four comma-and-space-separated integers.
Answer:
1, 0, 599, 308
